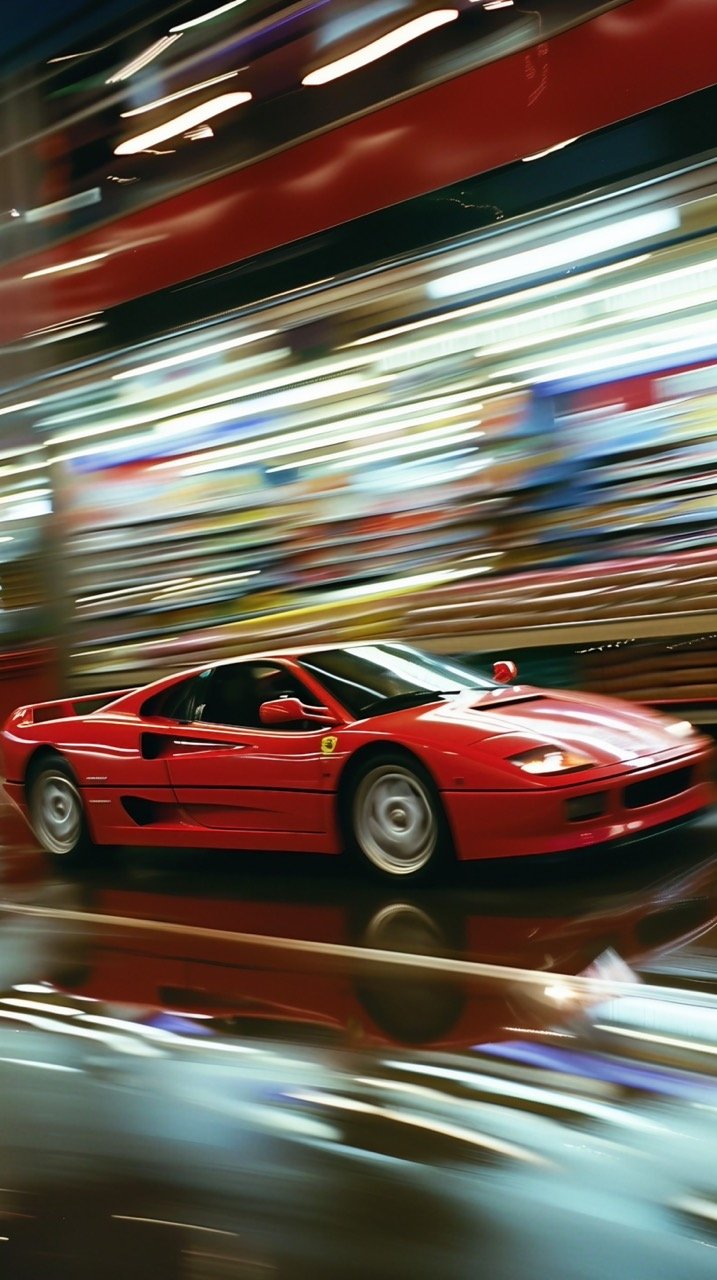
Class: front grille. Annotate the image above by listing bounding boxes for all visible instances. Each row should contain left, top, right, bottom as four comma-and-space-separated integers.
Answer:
623, 766, 693, 810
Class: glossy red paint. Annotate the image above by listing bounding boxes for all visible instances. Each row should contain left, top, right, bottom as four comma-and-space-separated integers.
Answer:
2, 0, 716, 342
2, 644, 714, 865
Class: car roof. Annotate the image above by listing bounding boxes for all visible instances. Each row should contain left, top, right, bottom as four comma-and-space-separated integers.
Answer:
211, 640, 398, 669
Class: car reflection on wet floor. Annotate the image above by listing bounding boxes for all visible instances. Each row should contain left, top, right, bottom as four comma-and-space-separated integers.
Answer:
2, 811, 717, 1278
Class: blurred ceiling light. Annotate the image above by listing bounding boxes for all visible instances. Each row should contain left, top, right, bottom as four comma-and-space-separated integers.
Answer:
106, 34, 183, 84
346, 257, 651, 349
22, 252, 109, 280
0, 399, 40, 416
115, 92, 252, 155
9, 208, 21, 218
428, 208, 680, 298
112, 330, 276, 380
170, 0, 250, 32
186, 125, 214, 140
480, 1, 514, 9
48, 47, 105, 63
522, 137, 579, 162
121, 70, 241, 117
302, 9, 460, 85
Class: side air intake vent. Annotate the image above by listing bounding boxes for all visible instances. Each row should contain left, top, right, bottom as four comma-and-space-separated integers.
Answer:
121, 797, 157, 826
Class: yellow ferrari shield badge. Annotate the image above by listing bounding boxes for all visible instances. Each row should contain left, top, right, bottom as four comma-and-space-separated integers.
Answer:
321, 735, 338, 755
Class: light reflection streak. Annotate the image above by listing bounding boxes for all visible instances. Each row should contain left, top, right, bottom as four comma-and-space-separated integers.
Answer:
383, 1061, 668, 1133
288, 1088, 551, 1165
22, 252, 109, 280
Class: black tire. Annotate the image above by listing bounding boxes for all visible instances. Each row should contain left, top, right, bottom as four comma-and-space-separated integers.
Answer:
343, 750, 453, 883
27, 755, 94, 868
356, 901, 467, 1043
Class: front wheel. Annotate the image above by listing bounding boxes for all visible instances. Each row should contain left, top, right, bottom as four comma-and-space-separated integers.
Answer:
346, 754, 452, 882
28, 757, 94, 867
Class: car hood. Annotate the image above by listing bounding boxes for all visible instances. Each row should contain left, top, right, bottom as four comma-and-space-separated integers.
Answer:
371, 686, 692, 766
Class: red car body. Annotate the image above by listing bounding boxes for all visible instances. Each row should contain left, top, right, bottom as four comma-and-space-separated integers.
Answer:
1, 642, 714, 866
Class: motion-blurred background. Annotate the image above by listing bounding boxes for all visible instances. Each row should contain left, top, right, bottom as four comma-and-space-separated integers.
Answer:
1, 0, 715, 716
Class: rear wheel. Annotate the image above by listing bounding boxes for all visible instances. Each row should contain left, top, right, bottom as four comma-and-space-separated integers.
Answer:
28, 756, 93, 867
346, 752, 452, 883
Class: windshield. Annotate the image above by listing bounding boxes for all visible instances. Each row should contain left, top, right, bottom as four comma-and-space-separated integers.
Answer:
298, 644, 497, 719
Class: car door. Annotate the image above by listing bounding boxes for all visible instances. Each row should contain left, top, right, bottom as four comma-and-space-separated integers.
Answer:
158, 661, 335, 848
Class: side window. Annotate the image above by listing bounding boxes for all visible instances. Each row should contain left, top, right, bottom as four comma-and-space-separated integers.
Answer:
251, 662, 316, 709
140, 671, 211, 721
198, 662, 319, 730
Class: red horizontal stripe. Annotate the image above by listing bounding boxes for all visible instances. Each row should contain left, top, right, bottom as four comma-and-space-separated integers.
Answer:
1, 0, 715, 344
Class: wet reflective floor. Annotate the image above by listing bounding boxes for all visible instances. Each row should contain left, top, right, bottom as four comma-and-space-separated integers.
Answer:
3, 807, 717, 1047
3, 807, 717, 1278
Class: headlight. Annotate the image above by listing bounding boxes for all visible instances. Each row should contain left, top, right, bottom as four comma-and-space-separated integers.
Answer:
665, 720, 696, 739
508, 746, 596, 775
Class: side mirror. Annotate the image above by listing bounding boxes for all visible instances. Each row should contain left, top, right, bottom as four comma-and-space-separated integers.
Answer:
259, 697, 334, 726
493, 660, 518, 685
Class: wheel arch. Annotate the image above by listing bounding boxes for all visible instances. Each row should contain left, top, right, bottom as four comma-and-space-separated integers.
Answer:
336, 740, 438, 813
24, 747, 96, 862
24, 744, 71, 800
335, 742, 455, 870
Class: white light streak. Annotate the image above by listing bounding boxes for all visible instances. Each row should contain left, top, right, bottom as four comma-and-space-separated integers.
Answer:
48, 47, 104, 63
289, 1089, 547, 1165
0, 399, 40, 416
523, 136, 579, 162
0, 487, 51, 506
121, 70, 241, 117
345, 257, 651, 349
302, 10, 459, 85
170, 0, 250, 32
112, 330, 276, 380
180, 402, 481, 477
22, 252, 109, 280
115, 91, 252, 155
107, 34, 183, 84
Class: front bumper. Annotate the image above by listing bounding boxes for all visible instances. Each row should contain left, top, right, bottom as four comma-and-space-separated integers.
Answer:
444, 750, 716, 861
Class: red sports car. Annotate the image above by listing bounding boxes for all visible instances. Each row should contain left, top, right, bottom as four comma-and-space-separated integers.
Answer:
1, 642, 714, 880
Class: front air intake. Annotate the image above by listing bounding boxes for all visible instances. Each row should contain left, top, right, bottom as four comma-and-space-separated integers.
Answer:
623, 767, 693, 809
